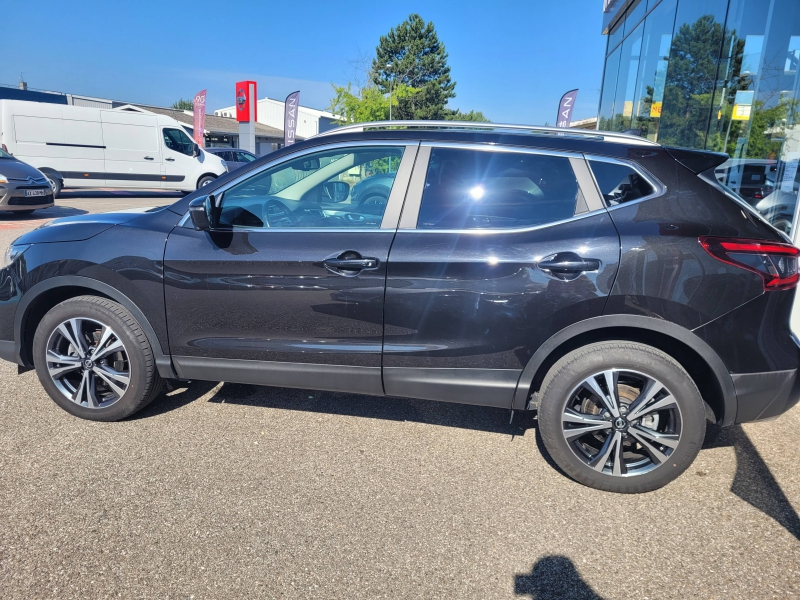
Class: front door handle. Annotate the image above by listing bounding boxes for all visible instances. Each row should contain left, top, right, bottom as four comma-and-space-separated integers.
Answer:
323, 251, 380, 277
538, 252, 601, 281
144, 156, 155, 160
165, 157, 175, 162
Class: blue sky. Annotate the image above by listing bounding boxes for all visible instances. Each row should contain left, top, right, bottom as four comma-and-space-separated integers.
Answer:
3, 0, 607, 125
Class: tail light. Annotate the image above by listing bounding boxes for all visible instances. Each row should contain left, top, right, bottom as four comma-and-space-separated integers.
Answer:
699, 236, 800, 291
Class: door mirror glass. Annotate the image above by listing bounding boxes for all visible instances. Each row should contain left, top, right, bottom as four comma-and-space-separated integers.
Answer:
193, 143, 201, 158
299, 157, 320, 171
322, 181, 350, 202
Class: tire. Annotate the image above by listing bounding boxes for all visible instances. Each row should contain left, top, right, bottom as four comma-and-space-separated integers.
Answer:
197, 175, 216, 189
537, 341, 706, 493
32, 296, 163, 421
43, 173, 62, 199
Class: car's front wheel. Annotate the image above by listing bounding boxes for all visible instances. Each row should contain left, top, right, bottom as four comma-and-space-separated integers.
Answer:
197, 175, 216, 189
32, 296, 163, 421
537, 341, 706, 493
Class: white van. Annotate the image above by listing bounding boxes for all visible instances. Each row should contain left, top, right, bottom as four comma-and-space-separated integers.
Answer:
0, 100, 227, 197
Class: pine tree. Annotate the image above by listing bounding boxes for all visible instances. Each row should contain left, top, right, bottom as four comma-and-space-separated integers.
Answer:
371, 14, 456, 120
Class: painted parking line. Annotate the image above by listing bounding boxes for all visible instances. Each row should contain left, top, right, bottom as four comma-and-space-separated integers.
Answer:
0, 219, 51, 230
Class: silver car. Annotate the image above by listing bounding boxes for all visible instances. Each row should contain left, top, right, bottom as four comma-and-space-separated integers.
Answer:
0, 147, 54, 214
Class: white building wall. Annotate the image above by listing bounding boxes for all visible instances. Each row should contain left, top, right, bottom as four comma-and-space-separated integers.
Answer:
214, 97, 337, 139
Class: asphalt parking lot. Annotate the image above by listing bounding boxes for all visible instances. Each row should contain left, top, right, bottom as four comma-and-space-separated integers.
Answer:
1, 191, 799, 599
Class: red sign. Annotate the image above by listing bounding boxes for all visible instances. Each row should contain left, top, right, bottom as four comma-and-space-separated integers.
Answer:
193, 89, 207, 147
235, 80, 258, 123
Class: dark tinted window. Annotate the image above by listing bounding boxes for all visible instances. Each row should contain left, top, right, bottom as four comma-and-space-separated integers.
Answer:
217, 151, 235, 162
589, 160, 655, 206
236, 151, 257, 163
163, 128, 194, 156
417, 148, 580, 230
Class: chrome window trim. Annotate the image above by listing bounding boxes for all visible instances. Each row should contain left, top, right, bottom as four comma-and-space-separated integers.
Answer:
398, 145, 431, 229
380, 144, 418, 229
569, 156, 605, 213
395, 207, 609, 235
182, 227, 398, 234
398, 141, 608, 234
583, 153, 666, 211
204, 139, 420, 232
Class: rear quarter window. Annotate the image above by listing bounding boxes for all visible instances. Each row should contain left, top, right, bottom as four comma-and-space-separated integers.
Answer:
589, 160, 656, 206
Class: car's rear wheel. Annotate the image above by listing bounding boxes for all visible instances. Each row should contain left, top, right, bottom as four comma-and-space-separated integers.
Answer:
537, 341, 706, 493
32, 296, 163, 421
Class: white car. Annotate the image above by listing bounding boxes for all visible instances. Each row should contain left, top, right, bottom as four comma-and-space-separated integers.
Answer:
0, 100, 227, 197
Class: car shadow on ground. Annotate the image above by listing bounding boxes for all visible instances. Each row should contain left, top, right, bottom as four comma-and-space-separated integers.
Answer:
137, 380, 528, 437
138, 381, 800, 542
514, 555, 603, 599
703, 423, 800, 541
59, 189, 184, 199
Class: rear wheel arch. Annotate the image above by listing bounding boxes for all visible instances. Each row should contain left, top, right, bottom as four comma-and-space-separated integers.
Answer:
15, 276, 175, 378
514, 315, 736, 426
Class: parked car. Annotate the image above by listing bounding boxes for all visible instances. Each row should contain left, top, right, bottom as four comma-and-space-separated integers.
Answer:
713, 159, 777, 204
0, 100, 227, 197
204, 147, 259, 172
2, 120, 799, 493
0, 146, 54, 214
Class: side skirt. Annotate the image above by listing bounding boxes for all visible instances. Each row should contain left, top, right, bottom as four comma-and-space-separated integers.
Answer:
172, 356, 385, 397
383, 367, 520, 408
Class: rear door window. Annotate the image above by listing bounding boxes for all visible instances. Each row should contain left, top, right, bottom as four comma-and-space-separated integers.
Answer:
588, 160, 656, 206
417, 148, 580, 229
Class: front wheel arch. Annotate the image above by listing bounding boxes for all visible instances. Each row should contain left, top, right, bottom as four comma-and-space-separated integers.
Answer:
15, 276, 176, 379
514, 316, 735, 426
196, 174, 217, 190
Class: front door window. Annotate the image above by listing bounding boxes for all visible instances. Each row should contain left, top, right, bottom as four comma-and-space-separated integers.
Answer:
217, 146, 406, 229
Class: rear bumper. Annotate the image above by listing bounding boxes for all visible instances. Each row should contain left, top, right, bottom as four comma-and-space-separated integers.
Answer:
733, 369, 800, 423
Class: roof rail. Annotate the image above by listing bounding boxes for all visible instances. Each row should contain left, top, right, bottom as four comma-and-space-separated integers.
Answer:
314, 120, 659, 146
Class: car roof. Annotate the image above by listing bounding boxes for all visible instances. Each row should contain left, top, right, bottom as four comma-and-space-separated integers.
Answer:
206, 148, 252, 154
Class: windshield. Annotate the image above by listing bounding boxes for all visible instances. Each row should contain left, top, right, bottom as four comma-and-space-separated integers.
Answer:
0, 148, 12, 159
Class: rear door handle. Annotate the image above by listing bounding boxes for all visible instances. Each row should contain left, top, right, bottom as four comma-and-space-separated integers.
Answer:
538, 258, 601, 272
324, 258, 378, 269
537, 252, 601, 281
144, 156, 155, 160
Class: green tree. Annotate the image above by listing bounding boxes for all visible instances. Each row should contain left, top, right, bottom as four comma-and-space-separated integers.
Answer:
329, 82, 418, 124
171, 98, 194, 111
371, 14, 456, 120
445, 109, 491, 122
657, 15, 727, 148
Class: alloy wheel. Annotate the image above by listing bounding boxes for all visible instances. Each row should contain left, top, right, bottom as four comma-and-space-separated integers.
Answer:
45, 317, 131, 409
561, 369, 682, 477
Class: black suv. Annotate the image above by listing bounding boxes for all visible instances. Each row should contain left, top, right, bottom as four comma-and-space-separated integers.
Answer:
2, 121, 799, 493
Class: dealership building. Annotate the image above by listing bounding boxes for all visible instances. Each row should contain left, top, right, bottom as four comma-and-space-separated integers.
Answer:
599, 0, 800, 236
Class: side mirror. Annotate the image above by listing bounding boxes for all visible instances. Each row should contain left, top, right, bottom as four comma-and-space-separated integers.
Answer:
193, 143, 201, 158
299, 157, 320, 171
189, 195, 214, 230
322, 181, 350, 203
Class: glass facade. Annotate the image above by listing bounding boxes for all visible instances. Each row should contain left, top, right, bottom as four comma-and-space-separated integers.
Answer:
599, 0, 800, 236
